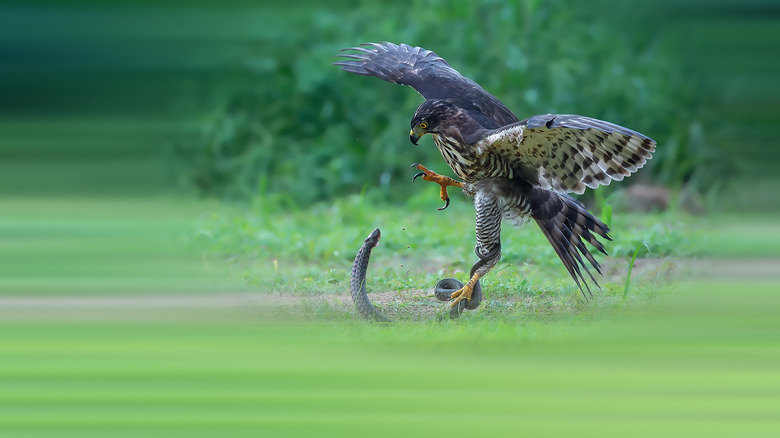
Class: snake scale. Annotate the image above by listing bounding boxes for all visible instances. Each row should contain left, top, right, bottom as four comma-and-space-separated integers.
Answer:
349, 228, 484, 321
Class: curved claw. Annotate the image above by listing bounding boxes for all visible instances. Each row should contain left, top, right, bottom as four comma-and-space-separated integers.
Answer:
409, 162, 459, 211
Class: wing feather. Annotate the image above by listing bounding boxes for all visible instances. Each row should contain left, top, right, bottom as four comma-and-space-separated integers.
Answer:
334, 42, 518, 128
484, 114, 656, 193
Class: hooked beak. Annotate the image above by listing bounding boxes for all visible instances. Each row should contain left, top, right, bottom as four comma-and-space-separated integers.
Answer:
409, 126, 424, 145
410, 130, 420, 145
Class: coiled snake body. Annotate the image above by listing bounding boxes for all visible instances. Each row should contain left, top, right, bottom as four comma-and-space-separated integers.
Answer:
350, 228, 484, 321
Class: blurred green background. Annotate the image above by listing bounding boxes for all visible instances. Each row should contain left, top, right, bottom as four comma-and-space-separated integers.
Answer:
3, 0, 777, 203
1, 0, 779, 436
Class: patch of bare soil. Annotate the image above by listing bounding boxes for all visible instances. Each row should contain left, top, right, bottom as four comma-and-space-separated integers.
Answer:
292, 288, 448, 321
4, 258, 772, 323
276, 256, 692, 320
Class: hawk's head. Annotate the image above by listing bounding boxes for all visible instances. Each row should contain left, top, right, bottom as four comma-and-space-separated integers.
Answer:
409, 99, 458, 145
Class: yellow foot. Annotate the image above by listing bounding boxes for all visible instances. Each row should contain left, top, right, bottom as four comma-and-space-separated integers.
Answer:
449, 273, 481, 308
411, 163, 464, 210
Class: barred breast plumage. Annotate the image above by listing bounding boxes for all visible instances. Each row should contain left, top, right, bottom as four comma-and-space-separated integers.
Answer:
433, 134, 514, 183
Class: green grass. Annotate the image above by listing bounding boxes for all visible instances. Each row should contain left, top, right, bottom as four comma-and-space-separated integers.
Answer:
187, 189, 704, 322
192, 189, 702, 288
0, 197, 220, 296
3, 195, 778, 437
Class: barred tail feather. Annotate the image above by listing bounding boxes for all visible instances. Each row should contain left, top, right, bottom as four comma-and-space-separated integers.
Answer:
530, 191, 610, 297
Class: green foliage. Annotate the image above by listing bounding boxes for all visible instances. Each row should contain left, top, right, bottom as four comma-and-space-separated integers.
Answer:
172, 0, 724, 204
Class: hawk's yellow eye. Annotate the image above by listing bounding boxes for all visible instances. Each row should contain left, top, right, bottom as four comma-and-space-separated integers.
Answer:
419, 122, 428, 129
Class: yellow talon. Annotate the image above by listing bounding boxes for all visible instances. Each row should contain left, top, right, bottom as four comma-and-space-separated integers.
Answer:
449, 273, 481, 308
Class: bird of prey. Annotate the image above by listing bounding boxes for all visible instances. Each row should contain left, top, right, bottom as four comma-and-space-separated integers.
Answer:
335, 42, 655, 309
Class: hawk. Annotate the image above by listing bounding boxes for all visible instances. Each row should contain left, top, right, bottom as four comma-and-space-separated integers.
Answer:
335, 42, 655, 310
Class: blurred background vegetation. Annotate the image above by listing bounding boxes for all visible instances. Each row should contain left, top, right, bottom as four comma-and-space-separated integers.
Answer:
170, 0, 725, 205
3, 0, 777, 209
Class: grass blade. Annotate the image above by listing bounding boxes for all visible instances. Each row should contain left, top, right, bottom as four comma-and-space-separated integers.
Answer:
623, 241, 649, 300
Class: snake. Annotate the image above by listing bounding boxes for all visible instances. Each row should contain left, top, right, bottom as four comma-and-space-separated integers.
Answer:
350, 228, 484, 321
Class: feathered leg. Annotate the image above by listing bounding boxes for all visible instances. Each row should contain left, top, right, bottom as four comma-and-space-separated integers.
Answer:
450, 188, 503, 308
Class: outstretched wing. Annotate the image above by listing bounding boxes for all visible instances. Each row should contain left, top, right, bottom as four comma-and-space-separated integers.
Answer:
482, 114, 656, 194
334, 42, 518, 128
